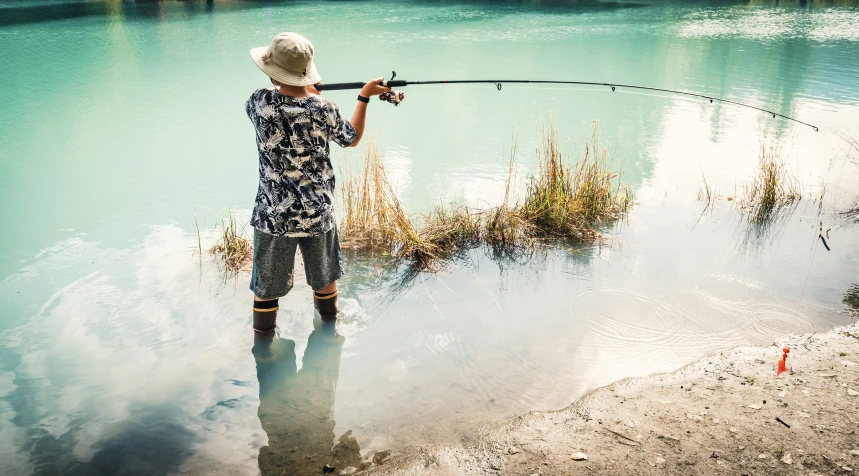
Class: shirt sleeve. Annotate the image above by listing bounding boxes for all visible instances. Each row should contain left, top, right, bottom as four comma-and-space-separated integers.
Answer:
326, 102, 357, 148
245, 89, 259, 123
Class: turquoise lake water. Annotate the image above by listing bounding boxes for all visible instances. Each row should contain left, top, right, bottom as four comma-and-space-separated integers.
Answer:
1, 0, 858, 474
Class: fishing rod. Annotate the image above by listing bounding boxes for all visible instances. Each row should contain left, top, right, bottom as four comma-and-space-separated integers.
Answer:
316, 71, 819, 132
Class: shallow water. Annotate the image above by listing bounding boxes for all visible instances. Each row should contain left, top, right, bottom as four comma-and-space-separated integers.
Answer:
1, 0, 858, 474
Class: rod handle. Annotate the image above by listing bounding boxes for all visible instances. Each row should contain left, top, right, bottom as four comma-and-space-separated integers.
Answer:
315, 80, 408, 91
314, 82, 365, 91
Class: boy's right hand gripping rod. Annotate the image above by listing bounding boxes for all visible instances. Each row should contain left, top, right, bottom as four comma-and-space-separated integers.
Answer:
316, 72, 407, 106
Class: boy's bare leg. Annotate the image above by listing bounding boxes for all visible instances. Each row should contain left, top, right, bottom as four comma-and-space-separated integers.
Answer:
317, 281, 337, 295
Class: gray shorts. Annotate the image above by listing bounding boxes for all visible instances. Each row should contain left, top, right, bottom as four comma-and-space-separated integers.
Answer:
249, 227, 344, 300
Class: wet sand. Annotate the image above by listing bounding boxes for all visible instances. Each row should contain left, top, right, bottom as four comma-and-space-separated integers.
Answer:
361, 321, 859, 475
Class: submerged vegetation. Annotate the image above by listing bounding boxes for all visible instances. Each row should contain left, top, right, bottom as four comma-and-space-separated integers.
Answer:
338, 116, 633, 271
207, 210, 253, 277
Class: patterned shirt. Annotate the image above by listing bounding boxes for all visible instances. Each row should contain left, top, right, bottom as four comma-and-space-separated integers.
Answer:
246, 88, 357, 237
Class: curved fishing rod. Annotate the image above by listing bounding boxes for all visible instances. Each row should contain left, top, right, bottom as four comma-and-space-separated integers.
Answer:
316, 71, 819, 132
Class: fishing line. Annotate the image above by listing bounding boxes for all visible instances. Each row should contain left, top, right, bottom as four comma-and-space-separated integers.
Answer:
316, 71, 819, 131
790, 220, 831, 328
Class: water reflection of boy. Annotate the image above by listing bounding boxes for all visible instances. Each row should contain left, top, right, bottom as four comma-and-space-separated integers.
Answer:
253, 317, 363, 475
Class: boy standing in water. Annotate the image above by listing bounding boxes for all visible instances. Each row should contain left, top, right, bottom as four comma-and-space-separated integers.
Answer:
246, 32, 390, 332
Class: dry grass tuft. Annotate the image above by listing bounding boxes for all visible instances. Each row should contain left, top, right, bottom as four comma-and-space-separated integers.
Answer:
208, 210, 253, 276
520, 117, 632, 240
482, 138, 536, 250
339, 116, 633, 271
741, 137, 801, 222
339, 141, 439, 268
419, 205, 482, 252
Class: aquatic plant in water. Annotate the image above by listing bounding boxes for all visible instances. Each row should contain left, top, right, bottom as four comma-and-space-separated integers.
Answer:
339, 115, 633, 271
339, 140, 439, 269
740, 137, 802, 223
520, 117, 632, 240
208, 210, 253, 277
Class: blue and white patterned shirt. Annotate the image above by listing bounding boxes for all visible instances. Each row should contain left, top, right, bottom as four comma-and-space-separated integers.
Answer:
246, 89, 357, 237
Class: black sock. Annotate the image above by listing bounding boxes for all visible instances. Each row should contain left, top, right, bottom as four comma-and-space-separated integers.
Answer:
253, 298, 279, 312
314, 290, 337, 298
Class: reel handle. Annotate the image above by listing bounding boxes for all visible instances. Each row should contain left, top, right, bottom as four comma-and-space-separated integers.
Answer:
380, 91, 405, 106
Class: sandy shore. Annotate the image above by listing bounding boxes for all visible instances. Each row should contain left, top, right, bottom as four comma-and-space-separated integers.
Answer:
360, 322, 859, 475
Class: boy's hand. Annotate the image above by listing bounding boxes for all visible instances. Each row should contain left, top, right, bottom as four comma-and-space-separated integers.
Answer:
360, 77, 392, 98
308, 83, 322, 95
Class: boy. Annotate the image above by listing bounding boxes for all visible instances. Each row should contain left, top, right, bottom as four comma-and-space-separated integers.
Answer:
246, 32, 390, 333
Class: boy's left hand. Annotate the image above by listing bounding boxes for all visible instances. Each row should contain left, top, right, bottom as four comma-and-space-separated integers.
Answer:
307, 83, 322, 95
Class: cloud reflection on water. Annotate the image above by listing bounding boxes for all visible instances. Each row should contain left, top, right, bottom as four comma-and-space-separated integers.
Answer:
0, 225, 265, 475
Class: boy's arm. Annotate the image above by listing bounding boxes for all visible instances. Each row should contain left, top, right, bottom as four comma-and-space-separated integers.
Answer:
348, 77, 391, 148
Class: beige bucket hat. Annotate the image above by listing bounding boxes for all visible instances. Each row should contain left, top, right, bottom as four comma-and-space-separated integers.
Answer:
250, 32, 321, 86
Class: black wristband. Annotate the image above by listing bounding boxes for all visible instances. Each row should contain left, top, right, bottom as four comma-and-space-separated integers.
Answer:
357, 95, 370, 104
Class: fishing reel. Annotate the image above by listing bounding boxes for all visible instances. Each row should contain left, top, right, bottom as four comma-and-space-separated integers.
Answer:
380, 90, 405, 106
380, 71, 405, 106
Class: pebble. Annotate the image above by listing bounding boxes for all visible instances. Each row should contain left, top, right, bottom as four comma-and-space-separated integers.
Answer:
781, 453, 793, 465
339, 467, 357, 476
798, 412, 811, 418
373, 451, 391, 465
778, 391, 787, 398
730, 427, 738, 433
656, 457, 666, 464
851, 450, 859, 457
713, 418, 720, 424
758, 453, 769, 459
686, 412, 704, 421
748, 404, 762, 410
570, 452, 588, 461
508, 447, 521, 455
843, 466, 853, 473
848, 389, 859, 397
842, 361, 857, 367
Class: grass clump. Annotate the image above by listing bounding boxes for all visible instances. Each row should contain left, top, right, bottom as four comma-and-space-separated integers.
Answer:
419, 204, 482, 252
741, 138, 801, 222
520, 117, 632, 240
339, 141, 439, 268
697, 171, 714, 205
482, 141, 536, 251
208, 210, 253, 276
339, 115, 633, 271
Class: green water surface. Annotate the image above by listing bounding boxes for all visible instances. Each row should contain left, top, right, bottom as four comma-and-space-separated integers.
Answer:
1, 1, 858, 474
